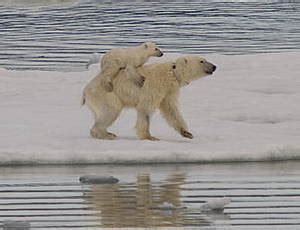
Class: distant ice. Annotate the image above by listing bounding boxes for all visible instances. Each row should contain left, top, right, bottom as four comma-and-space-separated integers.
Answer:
200, 198, 231, 211
86, 52, 101, 69
0, 52, 299, 165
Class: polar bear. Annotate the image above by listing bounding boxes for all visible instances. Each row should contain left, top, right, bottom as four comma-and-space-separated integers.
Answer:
92, 42, 163, 92
82, 55, 216, 140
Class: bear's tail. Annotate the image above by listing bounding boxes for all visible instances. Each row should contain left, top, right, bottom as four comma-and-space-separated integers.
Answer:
81, 92, 86, 106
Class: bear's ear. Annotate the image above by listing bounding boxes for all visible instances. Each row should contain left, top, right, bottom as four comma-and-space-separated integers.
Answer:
144, 43, 148, 49
176, 57, 188, 68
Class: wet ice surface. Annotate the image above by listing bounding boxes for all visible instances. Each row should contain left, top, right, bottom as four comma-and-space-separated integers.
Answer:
0, 161, 300, 229
0, 1, 300, 71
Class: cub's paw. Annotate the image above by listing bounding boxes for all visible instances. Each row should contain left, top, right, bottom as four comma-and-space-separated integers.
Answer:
134, 75, 146, 88
180, 129, 194, 139
102, 80, 113, 92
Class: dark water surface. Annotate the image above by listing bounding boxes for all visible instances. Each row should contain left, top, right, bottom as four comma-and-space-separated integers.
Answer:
1, 161, 300, 229
0, 0, 299, 71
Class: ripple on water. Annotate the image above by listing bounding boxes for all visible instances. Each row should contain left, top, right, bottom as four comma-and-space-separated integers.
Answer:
0, 1, 300, 71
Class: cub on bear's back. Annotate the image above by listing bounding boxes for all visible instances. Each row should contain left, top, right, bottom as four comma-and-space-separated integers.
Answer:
83, 55, 216, 140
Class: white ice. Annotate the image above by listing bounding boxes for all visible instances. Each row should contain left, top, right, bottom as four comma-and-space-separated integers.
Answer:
0, 52, 299, 165
200, 198, 231, 211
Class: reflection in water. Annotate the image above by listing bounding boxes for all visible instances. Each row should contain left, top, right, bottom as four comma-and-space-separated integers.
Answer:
84, 173, 212, 228
0, 163, 299, 228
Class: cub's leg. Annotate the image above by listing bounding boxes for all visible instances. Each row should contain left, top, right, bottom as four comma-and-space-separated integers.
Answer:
124, 65, 145, 88
100, 59, 122, 92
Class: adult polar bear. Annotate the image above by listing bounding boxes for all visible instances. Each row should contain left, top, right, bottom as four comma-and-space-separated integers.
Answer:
82, 56, 216, 140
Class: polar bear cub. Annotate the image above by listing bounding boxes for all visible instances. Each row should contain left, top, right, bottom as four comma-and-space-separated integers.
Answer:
99, 42, 163, 91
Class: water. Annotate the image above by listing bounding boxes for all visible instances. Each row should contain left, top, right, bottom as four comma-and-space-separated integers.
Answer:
1, 161, 300, 229
0, 0, 299, 71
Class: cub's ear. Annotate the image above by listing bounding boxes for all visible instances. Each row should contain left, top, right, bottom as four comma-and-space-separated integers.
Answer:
144, 43, 148, 49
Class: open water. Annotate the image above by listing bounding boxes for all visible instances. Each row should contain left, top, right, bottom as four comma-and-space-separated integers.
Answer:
0, 0, 299, 71
1, 161, 300, 229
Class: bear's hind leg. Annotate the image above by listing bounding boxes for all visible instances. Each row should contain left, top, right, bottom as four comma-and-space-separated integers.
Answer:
90, 100, 123, 140
90, 125, 117, 140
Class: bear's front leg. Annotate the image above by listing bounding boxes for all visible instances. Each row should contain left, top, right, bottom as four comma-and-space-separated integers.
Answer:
160, 93, 194, 139
180, 129, 194, 139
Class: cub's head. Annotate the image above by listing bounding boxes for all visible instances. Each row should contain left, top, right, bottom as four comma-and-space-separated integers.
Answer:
142, 42, 163, 57
174, 56, 216, 86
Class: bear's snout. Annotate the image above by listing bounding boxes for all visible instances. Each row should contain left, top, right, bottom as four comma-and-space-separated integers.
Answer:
157, 50, 163, 57
212, 65, 217, 72
205, 62, 217, 75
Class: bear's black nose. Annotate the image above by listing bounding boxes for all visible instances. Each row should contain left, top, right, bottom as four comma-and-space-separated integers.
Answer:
212, 65, 217, 71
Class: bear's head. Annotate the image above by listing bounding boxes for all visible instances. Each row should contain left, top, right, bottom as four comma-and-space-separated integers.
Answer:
174, 56, 216, 87
142, 42, 163, 57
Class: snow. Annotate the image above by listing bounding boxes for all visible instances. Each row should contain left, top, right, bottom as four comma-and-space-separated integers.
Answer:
0, 52, 300, 165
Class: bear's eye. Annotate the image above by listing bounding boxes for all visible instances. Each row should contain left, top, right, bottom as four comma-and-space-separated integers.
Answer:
200, 60, 204, 63
155, 48, 159, 51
